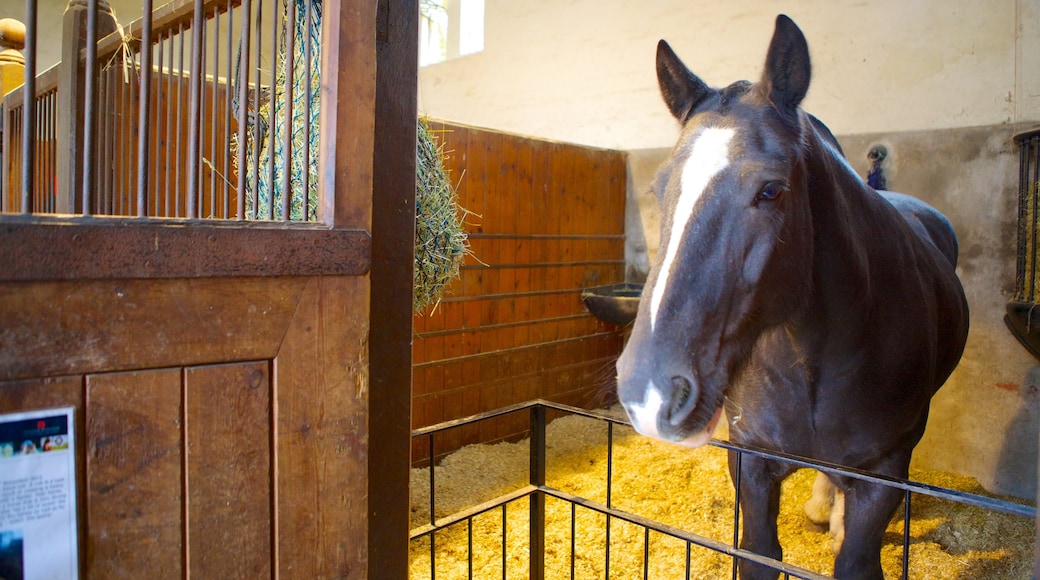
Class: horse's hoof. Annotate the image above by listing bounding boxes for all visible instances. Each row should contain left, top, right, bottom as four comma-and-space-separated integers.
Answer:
804, 517, 829, 533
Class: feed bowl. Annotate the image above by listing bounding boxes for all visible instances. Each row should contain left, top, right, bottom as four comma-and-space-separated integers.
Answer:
581, 283, 644, 326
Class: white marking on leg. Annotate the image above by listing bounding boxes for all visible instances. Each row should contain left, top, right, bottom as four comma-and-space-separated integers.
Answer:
830, 488, 846, 554
805, 471, 836, 526
649, 127, 735, 331
627, 382, 663, 438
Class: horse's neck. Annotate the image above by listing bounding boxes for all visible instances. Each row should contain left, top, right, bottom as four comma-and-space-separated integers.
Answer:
801, 127, 892, 327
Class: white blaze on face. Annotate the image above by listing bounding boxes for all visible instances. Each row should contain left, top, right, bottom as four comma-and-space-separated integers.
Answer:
649, 127, 735, 331
627, 384, 664, 438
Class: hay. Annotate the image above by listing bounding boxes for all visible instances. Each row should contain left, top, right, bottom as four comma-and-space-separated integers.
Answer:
409, 410, 1035, 579
413, 118, 468, 313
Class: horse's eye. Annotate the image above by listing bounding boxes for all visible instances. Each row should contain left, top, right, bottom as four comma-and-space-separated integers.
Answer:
758, 183, 785, 202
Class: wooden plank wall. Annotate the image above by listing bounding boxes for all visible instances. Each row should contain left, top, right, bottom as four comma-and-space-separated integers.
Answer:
412, 121, 627, 461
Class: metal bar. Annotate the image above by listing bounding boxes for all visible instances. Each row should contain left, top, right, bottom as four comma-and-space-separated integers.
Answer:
501, 503, 507, 580
210, 8, 221, 217
606, 422, 614, 508
731, 449, 742, 580
467, 517, 473, 580
569, 502, 576, 580
1032, 138, 1040, 301
81, 0, 100, 214
265, 0, 277, 221
529, 405, 546, 580
302, 0, 312, 219
164, 32, 174, 216
21, 0, 38, 213
186, 0, 205, 218
686, 541, 692, 580
155, 32, 165, 216
542, 486, 830, 580
280, 0, 295, 221
249, 0, 262, 220
137, 0, 155, 217
175, 25, 185, 216
198, 15, 208, 216
222, 0, 232, 217
902, 489, 911, 580
430, 527, 436, 580
234, 0, 251, 219
429, 433, 436, 526
643, 527, 650, 580
604, 510, 611, 578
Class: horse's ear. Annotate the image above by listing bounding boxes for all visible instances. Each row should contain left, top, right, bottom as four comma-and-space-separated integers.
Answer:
657, 40, 711, 123
762, 14, 811, 127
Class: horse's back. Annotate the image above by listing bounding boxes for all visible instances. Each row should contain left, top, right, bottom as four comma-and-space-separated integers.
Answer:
878, 191, 959, 268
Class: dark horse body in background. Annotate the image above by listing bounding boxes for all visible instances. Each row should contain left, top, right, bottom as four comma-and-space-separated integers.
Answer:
615, 15, 969, 580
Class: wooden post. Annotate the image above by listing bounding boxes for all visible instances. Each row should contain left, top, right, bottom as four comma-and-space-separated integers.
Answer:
56, 0, 116, 213
0, 18, 26, 97
368, 0, 418, 577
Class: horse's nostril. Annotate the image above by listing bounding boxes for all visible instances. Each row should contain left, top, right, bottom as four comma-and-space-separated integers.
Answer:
668, 375, 695, 424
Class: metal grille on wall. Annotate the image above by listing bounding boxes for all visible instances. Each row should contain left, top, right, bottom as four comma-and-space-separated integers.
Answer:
1005, 128, 1040, 359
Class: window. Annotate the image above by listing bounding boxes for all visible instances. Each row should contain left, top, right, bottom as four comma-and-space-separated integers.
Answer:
419, 0, 484, 66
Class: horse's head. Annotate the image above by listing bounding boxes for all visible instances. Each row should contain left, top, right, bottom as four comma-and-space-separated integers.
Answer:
617, 15, 818, 446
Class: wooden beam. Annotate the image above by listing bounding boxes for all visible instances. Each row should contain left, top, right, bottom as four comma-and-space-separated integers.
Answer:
368, 0, 417, 577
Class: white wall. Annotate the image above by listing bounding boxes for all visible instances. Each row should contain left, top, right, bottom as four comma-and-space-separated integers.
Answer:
419, 0, 1040, 149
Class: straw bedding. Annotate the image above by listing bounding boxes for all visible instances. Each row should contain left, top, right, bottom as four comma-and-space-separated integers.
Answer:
409, 410, 1034, 579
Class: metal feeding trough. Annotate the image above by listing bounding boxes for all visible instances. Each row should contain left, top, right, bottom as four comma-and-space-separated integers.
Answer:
581, 283, 644, 326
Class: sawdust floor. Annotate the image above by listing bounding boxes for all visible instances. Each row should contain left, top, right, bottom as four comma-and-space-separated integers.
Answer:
409, 410, 1034, 579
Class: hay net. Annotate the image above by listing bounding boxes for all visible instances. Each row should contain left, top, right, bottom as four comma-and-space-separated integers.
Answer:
230, 1, 468, 310
233, 0, 322, 221
414, 119, 468, 313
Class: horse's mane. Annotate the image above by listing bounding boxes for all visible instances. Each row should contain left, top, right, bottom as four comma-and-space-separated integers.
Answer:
806, 113, 844, 158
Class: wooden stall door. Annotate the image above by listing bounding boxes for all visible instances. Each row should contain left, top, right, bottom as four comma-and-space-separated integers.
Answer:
0, 236, 373, 578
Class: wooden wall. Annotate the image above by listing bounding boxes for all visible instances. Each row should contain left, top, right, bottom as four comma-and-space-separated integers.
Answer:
411, 121, 627, 461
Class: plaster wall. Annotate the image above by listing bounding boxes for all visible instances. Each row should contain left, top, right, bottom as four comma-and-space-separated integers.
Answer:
419, 0, 1039, 151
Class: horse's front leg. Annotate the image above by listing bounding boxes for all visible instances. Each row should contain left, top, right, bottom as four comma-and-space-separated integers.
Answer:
728, 450, 790, 580
832, 474, 904, 579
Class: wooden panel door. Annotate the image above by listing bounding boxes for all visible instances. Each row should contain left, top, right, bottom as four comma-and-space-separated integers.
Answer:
0, 274, 372, 578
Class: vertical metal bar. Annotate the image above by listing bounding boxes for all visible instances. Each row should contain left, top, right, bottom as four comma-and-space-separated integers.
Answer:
302, 0, 312, 219
118, 57, 128, 214
467, 517, 473, 580
902, 490, 912, 580
529, 405, 546, 580
428, 433, 436, 526
21, 0, 38, 213
186, 0, 205, 218
249, 0, 263, 219
136, 0, 154, 216
731, 451, 743, 580
569, 503, 576, 580
430, 530, 436, 580
235, 0, 251, 219
1031, 138, 1040, 302
100, 67, 111, 212
606, 422, 614, 508
154, 31, 165, 216
164, 32, 174, 216
83, 0, 100, 213
198, 15, 208, 217
223, 0, 233, 217
685, 541, 692, 580
175, 25, 185, 216
643, 527, 650, 580
210, 8, 220, 216
265, 0, 278, 221
280, 0, 295, 221
501, 504, 507, 580
604, 512, 611, 578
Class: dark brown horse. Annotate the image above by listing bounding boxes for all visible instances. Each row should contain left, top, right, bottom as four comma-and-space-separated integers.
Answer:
615, 15, 969, 579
